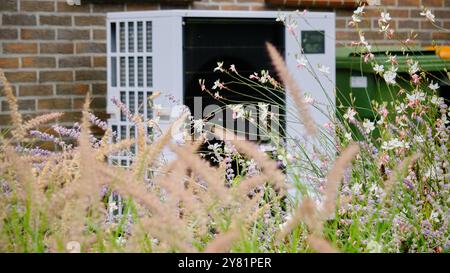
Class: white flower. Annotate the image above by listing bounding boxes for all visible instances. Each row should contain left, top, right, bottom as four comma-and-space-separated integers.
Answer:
362, 119, 375, 134
260, 70, 269, 83
383, 67, 397, 85
304, 94, 314, 105
380, 12, 391, 23
296, 56, 308, 68
396, 103, 407, 113
229, 104, 245, 119
212, 79, 224, 90
108, 202, 118, 212
407, 91, 426, 103
344, 132, 352, 141
213, 61, 224, 72
367, 240, 382, 253
408, 61, 420, 75
116, 236, 127, 245
373, 64, 384, 73
367, 0, 380, 5
354, 6, 365, 15
360, 34, 368, 46
381, 138, 410, 150
351, 183, 362, 195
344, 108, 357, 123
193, 119, 204, 134
430, 211, 440, 223
286, 22, 298, 35
431, 95, 444, 105
318, 64, 330, 74
276, 14, 286, 22
414, 135, 425, 143
429, 81, 439, 91
420, 9, 435, 23
258, 103, 269, 123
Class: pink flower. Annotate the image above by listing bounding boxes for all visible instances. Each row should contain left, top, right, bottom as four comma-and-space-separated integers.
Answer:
324, 122, 333, 131
199, 79, 206, 91
229, 64, 237, 73
364, 53, 374, 63
389, 55, 398, 65
286, 22, 297, 36
249, 73, 259, 80
412, 74, 421, 85
212, 80, 225, 90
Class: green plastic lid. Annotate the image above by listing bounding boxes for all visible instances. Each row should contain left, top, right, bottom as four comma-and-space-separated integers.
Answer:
336, 46, 450, 73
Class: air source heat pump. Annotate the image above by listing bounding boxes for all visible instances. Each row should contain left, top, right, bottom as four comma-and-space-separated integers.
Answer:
106, 10, 335, 165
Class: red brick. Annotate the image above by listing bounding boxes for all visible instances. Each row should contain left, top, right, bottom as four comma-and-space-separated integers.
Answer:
74, 16, 106, 26
2, 99, 35, 112
335, 31, 359, 41
40, 43, 74, 54
93, 56, 106, 67
57, 29, 90, 40
3, 43, 37, 54
432, 32, 450, 40
21, 1, 54, 12
402, 0, 420, 5
398, 20, 419, 29
192, 3, 220, 10
236, 0, 264, 3
389, 9, 410, 18
422, 0, 444, 7
249, 5, 267, 11
126, 3, 159, 11
92, 83, 106, 95
76, 43, 106, 54
421, 20, 442, 29
93, 29, 106, 40
0, 0, 17, 11
59, 56, 91, 68
40, 15, 72, 26
39, 71, 73, 83
220, 5, 250, 10
0, 115, 11, 125
60, 112, 82, 123
92, 4, 124, 13
22, 57, 56, 68
0, 28, 18, 39
0, 58, 19, 69
380, 0, 396, 4
38, 99, 71, 110
19, 85, 53, 96
2, 14, 36, 25
56, 84, 89, 95
75, 70, 106, 81
336, 19, 347, 28
21, 29, 55, 40
73, 97, 106, 109
4, 72, 36, 83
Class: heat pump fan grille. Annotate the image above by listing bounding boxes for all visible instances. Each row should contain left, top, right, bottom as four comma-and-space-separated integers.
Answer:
108, 19, 154, 167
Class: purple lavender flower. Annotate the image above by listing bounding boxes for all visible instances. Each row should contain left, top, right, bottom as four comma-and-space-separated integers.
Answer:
111, 97, 133, 121
29, 130, 71, 149
89, 113, 108, 131
52, 124, 80, 139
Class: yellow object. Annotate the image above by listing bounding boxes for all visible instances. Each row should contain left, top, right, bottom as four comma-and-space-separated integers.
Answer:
425, 45, 450, 60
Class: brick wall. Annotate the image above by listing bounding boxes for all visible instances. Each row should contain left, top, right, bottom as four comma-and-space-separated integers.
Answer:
0, 0, 449, 128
